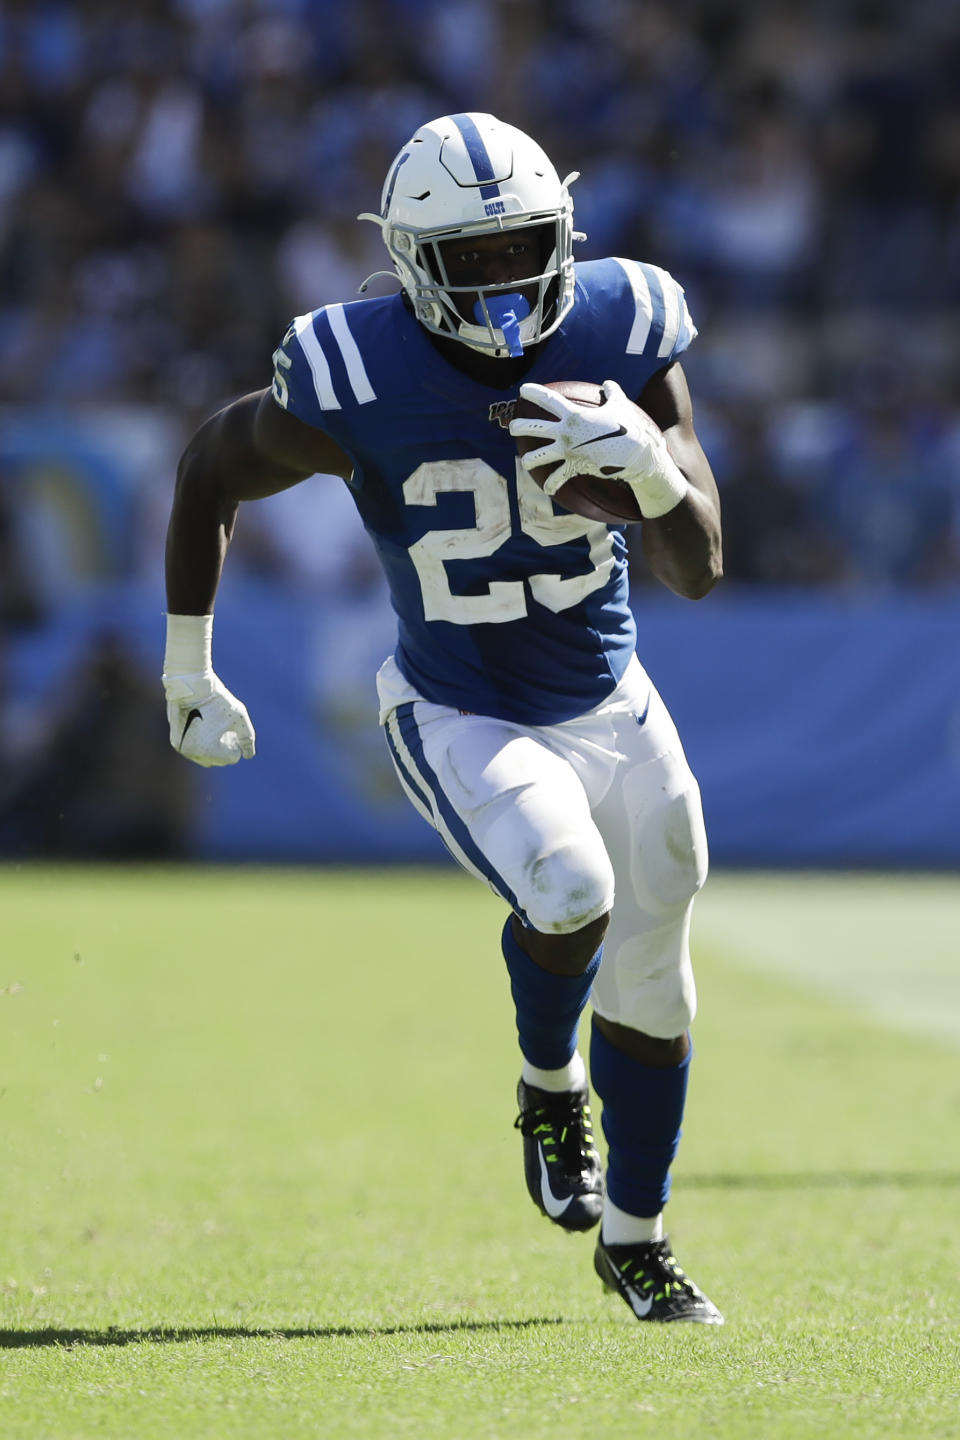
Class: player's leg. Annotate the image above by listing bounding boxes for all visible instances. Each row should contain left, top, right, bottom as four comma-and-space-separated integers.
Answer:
501, 911, 608, 1232
583, 664, 723, 1322
382, 698, 611, 1229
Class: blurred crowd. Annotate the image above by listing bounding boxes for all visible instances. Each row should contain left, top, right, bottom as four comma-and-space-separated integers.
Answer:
1, 0, 959, 858
2, 0, 960, 596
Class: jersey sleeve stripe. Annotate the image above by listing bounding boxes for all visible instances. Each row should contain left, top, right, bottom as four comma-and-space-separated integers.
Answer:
326, 304, 377, 405
634, 263, 665, 358
294, 311, 340, 411
677, 289, 698, 349
612, 257, 653, 355
645, 263, 681, 358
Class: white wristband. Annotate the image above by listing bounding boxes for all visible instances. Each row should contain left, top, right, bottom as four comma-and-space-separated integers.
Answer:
626, 455, 690, 520
164, 613, 213, 676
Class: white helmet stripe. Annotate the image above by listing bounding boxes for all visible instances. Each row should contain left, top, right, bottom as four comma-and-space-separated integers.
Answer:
449, 112, 502, 199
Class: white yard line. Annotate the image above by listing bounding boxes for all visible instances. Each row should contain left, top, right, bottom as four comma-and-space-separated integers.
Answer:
693, 872, 960, 1047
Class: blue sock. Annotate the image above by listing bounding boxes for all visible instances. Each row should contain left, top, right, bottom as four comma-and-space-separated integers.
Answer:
501, 918, 602, 1071
589, 1017, 691, 1217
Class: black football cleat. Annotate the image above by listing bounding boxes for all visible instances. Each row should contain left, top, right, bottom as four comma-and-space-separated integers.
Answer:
594, 1235, 724, 1324
514, 1079, 603, 1232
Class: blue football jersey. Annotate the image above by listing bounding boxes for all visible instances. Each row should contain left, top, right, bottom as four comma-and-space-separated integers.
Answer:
271, 256, 697, 725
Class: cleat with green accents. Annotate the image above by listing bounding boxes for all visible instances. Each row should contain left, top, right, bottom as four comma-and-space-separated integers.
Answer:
594, 1236, 724, 1324
514, 1080, 603, 1232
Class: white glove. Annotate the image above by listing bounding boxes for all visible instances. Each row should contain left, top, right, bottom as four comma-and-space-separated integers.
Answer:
163, 615, 255, 767
510, 378, 690, 518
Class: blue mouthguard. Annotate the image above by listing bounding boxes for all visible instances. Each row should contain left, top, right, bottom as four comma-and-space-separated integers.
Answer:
474, 293, 531, 357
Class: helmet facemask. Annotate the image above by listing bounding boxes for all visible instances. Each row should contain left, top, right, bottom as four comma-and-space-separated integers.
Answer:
413, 216, 569, 357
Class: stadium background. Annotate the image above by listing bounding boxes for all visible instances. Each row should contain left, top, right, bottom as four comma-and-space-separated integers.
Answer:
0, 0, 957, 866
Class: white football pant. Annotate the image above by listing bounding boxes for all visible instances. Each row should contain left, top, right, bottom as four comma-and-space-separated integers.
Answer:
379, 654, 708, 1038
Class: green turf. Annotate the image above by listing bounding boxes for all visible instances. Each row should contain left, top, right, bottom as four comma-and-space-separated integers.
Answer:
0, 866, 958, 1439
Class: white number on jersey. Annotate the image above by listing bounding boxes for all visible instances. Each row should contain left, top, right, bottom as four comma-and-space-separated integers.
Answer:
404, 459, 525, 624
403, 459, 616, 625
516, 466, 616, 613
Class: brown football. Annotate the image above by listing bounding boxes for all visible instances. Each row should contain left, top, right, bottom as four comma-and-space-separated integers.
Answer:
514, 379, 645, 524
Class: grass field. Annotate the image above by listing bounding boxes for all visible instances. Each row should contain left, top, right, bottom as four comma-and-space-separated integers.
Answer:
1, 865, 958, 1439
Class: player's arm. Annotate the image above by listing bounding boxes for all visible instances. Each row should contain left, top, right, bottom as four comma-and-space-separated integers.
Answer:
166, 387, 352, 613
635, 361, 722, 600
163, 387, 352, 766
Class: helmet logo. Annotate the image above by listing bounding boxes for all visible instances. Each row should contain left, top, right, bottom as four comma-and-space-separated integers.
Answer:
382, 151, 410, 218
484, 200, 506, 217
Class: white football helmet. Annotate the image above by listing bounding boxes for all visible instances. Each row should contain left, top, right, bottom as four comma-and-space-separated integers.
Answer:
359, 113, 583, 358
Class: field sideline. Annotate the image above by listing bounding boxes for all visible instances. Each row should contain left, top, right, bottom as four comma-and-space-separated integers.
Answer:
0, 865, 957, 1439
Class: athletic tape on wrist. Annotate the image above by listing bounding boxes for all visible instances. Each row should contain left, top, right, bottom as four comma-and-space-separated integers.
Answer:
163, 613, 213, 676
625, 456, 690, 520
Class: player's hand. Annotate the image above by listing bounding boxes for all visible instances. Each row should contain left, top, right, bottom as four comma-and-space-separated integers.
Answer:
162, 671, 256, 767
509, 379, 689, 517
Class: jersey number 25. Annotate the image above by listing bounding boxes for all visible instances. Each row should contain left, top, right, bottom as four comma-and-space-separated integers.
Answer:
403, 459, 616, 625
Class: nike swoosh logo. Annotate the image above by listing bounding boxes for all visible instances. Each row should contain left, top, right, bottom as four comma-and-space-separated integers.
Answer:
538, 1148, 573, 1219
623, 1282, 654, 1317
573, 424, 627, 449
634, 694, 651, 726
180, 707, 203, 745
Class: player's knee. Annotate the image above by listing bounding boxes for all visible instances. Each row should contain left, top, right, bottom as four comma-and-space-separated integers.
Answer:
630, 781, 708, 917
595, 937, 698, 1037
523, 837, 615, 935
639, 975, 697, 1038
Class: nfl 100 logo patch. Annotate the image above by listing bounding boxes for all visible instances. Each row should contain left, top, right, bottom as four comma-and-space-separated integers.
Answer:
488, 399, 517, 430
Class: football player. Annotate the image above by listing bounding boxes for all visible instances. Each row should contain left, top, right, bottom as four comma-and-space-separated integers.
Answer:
163, 113, 724, 1324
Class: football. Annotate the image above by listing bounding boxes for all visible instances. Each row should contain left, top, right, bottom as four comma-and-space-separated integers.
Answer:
514, 379, 645, 524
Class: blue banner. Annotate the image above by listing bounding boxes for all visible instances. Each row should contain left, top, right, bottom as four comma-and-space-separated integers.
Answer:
4, 586, 959, 866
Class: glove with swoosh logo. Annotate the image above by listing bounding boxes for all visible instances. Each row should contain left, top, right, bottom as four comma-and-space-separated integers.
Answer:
163, 614, 255, 767
509, 378, 690, 518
